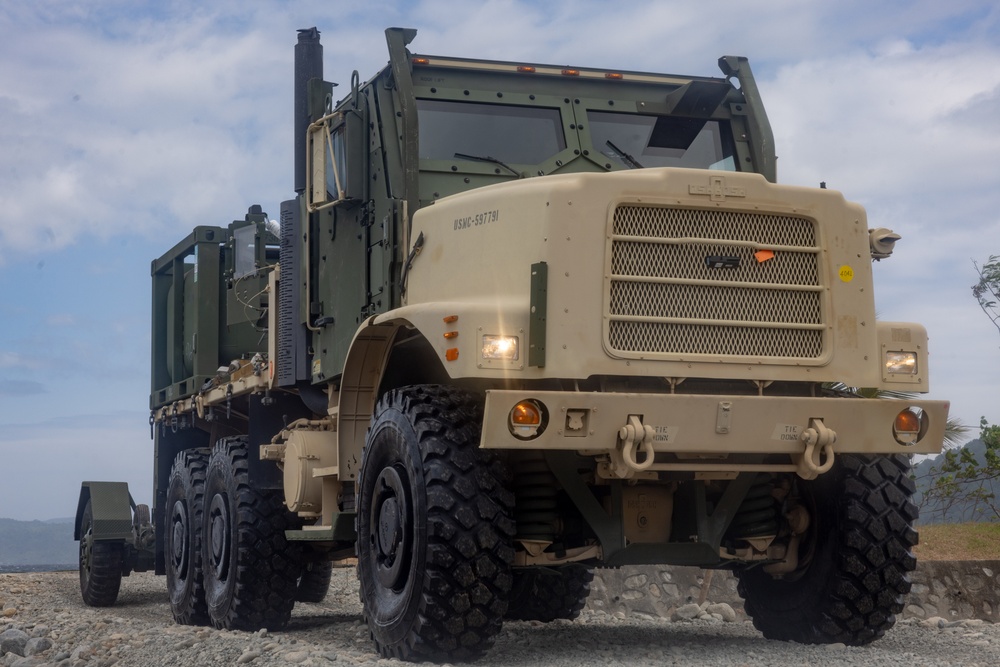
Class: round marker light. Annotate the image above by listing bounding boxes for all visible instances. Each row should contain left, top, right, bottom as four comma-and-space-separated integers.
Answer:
893, 407, 924, 446
508, 399, 547, 440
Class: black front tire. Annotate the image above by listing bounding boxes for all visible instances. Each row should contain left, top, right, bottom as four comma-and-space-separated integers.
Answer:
356, 385, 516, 662
736, 454, 918, 645
202, 437, 302, 630
506, 565, 594, 622
79, 499, 123, 607
166, 449, 210, 625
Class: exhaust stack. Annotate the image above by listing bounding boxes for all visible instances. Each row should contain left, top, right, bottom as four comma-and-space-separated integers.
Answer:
294, 27, 323, 194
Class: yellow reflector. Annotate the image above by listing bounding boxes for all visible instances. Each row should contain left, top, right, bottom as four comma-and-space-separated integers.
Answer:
445, 348, 459, 361
443, 331, 458, 340
511, 401, 541, 426
895, 409, 920, 434
443, 315, 458, 324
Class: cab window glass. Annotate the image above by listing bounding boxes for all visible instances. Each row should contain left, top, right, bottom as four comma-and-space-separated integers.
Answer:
587, 111, 735, 171
417, 99, 566, 165
325, 123, 349, 199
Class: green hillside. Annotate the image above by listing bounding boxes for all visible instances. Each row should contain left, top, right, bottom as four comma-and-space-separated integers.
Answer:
0, 517, 78, 567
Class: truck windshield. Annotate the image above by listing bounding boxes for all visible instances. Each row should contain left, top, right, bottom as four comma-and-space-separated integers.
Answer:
587, 111, 736, 171
417, 99, 566, 165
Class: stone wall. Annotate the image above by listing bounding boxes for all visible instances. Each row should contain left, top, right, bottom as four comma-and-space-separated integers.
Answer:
586, 561, 1000, 623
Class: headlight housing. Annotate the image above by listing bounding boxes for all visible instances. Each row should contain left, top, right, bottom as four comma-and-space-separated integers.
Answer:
884, 350, 918, 375
482, 335, 519, 361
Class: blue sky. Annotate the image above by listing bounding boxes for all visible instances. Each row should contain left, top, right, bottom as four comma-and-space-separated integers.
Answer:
1, 0, 998, 521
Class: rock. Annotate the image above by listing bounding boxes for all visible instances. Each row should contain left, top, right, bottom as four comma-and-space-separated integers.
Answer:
921, 617, 948, 629
0, 629, 30, 657
705, 603, 737, 623
10, 657, 45, 667
283, 650, 310, 663
22, 638, 51, 657
671, 603, 702, 621
237, 650, 262, 664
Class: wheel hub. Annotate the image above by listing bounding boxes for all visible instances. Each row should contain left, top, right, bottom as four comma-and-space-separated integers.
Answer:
170, 500, 189, 576
208, 493, 231, 582
370, 466, 410, 590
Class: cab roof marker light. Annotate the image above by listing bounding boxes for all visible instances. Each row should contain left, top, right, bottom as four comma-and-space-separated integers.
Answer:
412, 57, 430, 65
561, 69, 580, 76
605, 72, 624, 80
517, 65, 536, 73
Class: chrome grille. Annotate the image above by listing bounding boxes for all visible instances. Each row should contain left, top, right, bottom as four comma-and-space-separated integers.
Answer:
605, 205, 826, 360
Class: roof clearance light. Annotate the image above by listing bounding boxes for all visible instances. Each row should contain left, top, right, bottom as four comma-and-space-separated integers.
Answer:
605, 72, 624, 80
561, 69, 580, 76
412, 57, 430, 66
517, 66, 536, 73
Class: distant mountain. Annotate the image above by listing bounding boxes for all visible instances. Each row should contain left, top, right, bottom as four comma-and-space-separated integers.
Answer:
0, 517, 78, 568
912, 439, 1000, 525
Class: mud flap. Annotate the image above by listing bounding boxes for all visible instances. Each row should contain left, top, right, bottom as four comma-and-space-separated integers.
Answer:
75, 481, 134, 541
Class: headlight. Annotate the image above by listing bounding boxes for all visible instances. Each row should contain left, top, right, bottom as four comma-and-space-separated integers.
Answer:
885, 351, 917, 375
482, 335, 519, 360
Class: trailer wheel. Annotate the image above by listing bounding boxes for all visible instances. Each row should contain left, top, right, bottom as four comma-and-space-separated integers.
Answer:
356, 385, 515, 662
506, 565, 594, 622
166, 449, 210, 625
736, 454, 918, 645
203, 437, 302, 630
78, 499, 123, 607
296, 560, 334, 603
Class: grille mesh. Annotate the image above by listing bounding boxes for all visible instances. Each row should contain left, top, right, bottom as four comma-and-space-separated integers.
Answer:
605, 205, 826, 360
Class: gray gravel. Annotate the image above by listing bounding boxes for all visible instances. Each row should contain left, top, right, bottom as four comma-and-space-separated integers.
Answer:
2, 568, 999, 666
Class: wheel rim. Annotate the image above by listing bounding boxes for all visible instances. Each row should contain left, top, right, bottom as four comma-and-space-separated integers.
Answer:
208, 493, 231, 584
80, 526, 93, 579
170, 499, 190, 582
370, 465, 411, 590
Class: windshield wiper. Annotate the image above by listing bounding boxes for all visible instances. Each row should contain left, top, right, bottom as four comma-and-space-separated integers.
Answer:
605, 140, 644, 169
454, 152, 522, 178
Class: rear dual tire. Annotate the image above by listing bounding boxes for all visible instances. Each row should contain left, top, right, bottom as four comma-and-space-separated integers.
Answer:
165, 449, 210, 625
506, 565, 594, 622
202, 437, 303, 630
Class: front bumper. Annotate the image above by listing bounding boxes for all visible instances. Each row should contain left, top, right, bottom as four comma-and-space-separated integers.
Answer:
481, 390, 948, 477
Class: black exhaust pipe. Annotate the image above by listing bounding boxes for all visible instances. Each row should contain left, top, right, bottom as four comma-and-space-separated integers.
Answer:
294, 27, 323, 194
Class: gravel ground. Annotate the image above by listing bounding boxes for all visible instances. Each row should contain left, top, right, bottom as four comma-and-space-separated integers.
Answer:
2, 568, 1000, 667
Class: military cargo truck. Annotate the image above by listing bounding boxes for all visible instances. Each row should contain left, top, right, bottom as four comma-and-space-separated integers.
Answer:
76, 27, 949, 661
